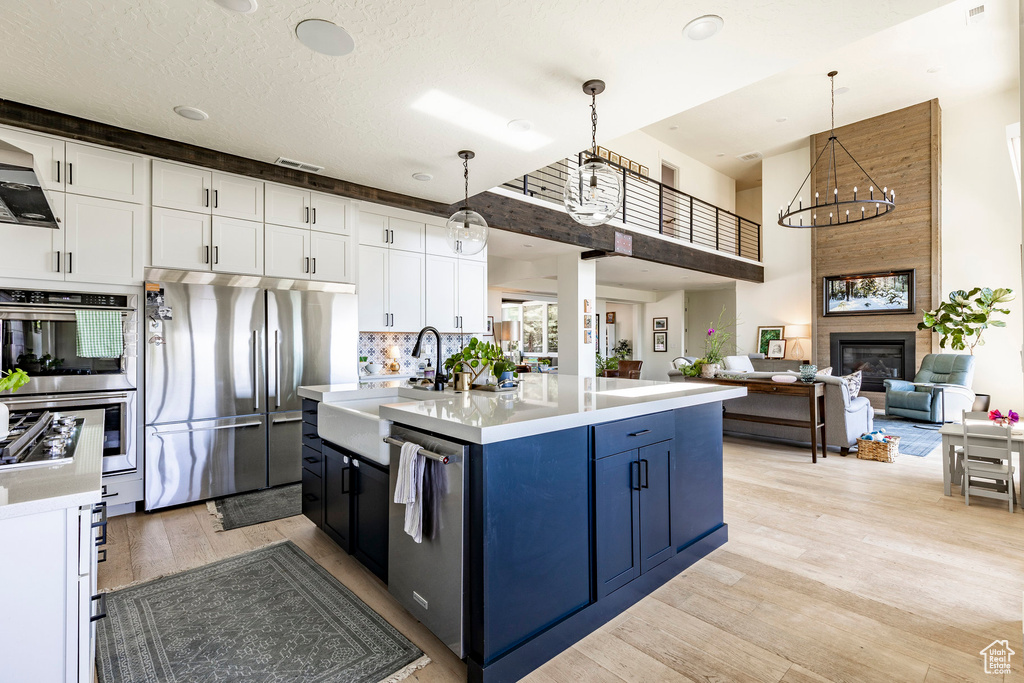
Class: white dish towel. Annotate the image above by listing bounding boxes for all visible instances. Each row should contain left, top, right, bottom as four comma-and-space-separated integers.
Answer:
394, 441, 426, 543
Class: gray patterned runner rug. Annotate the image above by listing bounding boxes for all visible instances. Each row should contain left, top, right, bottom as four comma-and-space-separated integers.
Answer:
208, 483, 302, 531
96, 542, 428, 683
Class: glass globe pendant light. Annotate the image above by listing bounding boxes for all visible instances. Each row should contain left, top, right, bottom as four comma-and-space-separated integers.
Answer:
446, 150, 488, 256
564, 79, 623, 227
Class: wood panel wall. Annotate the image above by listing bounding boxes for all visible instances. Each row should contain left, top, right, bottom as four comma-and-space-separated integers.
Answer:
811, 100, 941, 404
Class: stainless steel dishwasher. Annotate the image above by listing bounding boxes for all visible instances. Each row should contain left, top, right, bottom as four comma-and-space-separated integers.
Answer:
386, 425, 466, 657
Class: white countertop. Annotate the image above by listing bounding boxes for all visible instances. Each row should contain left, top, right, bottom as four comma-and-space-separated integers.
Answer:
305, 375, 745, 445
0, 409, 104, 520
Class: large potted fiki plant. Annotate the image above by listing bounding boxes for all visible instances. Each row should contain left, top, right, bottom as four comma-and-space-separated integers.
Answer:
0, 369, 31, 439
918, 287, 1015, 411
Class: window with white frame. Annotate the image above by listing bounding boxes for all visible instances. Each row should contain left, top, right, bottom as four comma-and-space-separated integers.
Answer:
502, 301, 558, 355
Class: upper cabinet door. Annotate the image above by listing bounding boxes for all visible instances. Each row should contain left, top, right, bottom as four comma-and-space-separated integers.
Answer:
0, 192, 63, 280
309, 193, 349, 235
64, 142, 145, 204
211, 216, 264, 276
425, 222, 455, 257
388, 250, 424, 332
357, 211, 388, 248
457, 259, 488, 333
425, 254, 458, 333
388, 216, 425, 253
265, 184, 310, 229
151, 160, 210, 213
310, 232, 351, 283
357, 245, 389, 331
151, 207, 212, 271
63, 194, 145, 285
0, 128, 65, 192
458, 241, 488, 262
211, 172, 263, 221
264, 224, 311, 279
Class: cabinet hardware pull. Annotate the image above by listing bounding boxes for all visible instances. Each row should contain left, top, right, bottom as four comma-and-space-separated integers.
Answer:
630, 461, 641, 491
55, 160, 60, 184
383, 227, 388, 243
67, 162, 73, 185
152, 421, 262, 435
391, 313, 394, 327
90, 593, 107, 622
303, 457, 318, 464
55, 250, 61, 272
312, 257, 316, 274
97, 548, 107, 563
100, 490, 119, 499
66, 252, 72, 274
385, 313, 389, 327
213, 189, 218, 208
640, 459, 650, 489
389, 229, 394, 244
214, 245, 219, 264
341, 466, 350, 494
305, 257, 310, 273
455, 316, 458, 329
628, 429, 651, 437
204, 188, 209, 207
204, 245, 209, 264
252, 331, 259, 410
305, 206, 310, 224
274, 330, 281, 408
304, 493, 317, 502
312, 207, 316, 224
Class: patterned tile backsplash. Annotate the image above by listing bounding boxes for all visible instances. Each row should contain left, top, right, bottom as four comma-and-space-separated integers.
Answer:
358, 331, 478, 374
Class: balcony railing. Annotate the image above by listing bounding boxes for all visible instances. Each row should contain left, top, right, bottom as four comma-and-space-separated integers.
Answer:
502, 153, 761, 262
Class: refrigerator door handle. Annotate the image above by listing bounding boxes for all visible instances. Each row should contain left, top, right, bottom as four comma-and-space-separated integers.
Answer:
252, 330, 259, 411
270, 415, 303, 424
152, 421, 263, 435
275, 330, 281, 409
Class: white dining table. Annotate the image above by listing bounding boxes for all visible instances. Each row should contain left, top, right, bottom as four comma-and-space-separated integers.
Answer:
939, 422, 1024, 496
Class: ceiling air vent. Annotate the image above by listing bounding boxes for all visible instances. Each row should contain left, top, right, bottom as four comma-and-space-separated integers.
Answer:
736, 151, 763, 162
274, 157, 324, 174
965, 4, 985, 25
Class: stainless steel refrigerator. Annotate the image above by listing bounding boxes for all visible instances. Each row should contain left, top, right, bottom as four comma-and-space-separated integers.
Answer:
144, 272, 357, 510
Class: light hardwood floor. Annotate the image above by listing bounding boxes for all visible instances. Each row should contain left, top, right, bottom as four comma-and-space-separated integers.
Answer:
100, 438, 1024, 682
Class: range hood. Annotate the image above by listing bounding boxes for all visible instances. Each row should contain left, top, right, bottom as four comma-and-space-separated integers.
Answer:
0, 140, 59, 229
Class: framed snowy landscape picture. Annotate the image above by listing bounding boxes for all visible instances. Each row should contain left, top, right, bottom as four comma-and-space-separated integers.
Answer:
823, 270, 915, 317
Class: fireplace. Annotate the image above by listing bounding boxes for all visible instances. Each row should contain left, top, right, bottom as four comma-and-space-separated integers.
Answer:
830, 332, 916, 393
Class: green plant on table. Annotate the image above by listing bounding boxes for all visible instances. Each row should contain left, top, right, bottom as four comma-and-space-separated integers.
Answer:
682, 359, 706, 378
595, 352, 619, 376
612, 339, 632, 360
918, 287, 1015, 354
443, 337, 505, 384
0, 368, 30, 393
491, 357, 519, 379
702, 307, 734, 365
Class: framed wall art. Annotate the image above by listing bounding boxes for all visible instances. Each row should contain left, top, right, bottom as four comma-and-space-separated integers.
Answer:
756, 326, 784, 355
653, 317, 668, 331
766, 338, 787, 359
606, 311, 616, 324
653, 331, 668, 352
823, 270, 915, 317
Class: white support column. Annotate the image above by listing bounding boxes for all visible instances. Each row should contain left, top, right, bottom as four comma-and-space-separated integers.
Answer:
557, 253, 597, 378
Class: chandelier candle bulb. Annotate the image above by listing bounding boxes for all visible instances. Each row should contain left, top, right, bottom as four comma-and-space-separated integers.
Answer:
853, 186, 858, 200
870, 186, 874, 199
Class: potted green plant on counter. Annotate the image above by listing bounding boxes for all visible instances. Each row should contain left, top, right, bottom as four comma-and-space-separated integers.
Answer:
443, 338, 506, 387
491, 357, 520, 387
0, 368, 30, 440
918, 287, 1015, 410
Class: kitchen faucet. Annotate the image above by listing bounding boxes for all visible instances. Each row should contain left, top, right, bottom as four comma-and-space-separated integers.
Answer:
412, 326, 447, 391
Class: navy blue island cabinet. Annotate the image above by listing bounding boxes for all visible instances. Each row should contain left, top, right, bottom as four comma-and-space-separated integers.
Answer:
465, 402, 727, 683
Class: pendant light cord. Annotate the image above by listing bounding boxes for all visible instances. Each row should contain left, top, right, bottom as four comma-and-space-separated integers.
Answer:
463, 155, 469, 208
830, 72, 835, 137
591, 90, 598, 155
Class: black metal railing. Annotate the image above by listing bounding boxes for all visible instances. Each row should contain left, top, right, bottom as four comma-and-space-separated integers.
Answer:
502, 153, 761, 262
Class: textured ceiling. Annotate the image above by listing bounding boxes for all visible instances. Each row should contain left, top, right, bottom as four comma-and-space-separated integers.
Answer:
644, 0, 1019, 189
0, 0, 955, 203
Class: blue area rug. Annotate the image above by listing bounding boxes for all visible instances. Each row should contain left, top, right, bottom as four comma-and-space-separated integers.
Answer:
871, 416, 943, 456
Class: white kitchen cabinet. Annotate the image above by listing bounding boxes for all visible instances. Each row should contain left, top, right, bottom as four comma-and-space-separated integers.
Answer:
63, 194, 145, 285
0, 191, 63, 279
388, 249, 425, 331
265, 183, 310, 229
311, 231, 351, 283
426, 254, 459, 332
211, 171, 263, 221
152, 160, 209, 213
0, 127, 65, 192
152, 206, 212, 271
458, 259, 488, 333
358, 245, 389, 331
310, 192, 349, 235
357, 211, 424, 253
425, 222, 451, 256
212, 216, 263, 275
264, 224, 311, 279
65, 142, 145, 204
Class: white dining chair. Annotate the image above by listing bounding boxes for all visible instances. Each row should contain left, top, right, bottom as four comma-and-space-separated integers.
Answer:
960, 410, 1017, 512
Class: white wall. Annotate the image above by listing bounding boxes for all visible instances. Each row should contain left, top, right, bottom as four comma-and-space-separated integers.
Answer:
685, 287, 738, 358
604, 129, 737, 211
638, 290, 685, 380
940, 87, 1023, 408
735, 186, 763, 223
735, 145, 813, 355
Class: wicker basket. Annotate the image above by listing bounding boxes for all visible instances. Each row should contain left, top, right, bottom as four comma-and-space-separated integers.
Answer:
856, 436, 900, 463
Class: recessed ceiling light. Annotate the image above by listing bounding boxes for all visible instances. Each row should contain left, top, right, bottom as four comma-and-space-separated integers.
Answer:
834, 86, 850, 95
669, 125, 679, 131
683, 15, 724, 41
296, 19, 354, 56
212, 0, 257, 13
522, 243, 534, 248
716, 152, 725, 157
776, 117, 788, 123
412, 172, 433, 181
641, 269, 650, 272
507, 119, 533, 133
173, 105, 208, 121
926, 66, 942, 73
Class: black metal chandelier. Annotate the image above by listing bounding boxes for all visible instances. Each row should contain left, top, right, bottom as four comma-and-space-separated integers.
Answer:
778, 71, 895, 229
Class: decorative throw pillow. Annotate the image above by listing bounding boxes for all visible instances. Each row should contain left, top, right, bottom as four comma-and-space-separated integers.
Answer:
818, 366, 833, 376
842, 370, 863, 398
723, 355, 755, 373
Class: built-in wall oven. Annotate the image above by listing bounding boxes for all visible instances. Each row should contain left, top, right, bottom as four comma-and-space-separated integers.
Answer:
0, 288, 139, 475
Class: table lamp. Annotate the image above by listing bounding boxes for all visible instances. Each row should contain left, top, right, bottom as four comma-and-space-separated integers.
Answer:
387, 345, 402, 373
785, 324, 811, 361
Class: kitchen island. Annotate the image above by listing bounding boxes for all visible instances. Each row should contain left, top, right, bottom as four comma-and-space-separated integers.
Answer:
298, 375, 745, 683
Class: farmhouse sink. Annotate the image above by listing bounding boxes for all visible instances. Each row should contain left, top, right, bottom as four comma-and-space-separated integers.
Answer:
317, 390, 434, 466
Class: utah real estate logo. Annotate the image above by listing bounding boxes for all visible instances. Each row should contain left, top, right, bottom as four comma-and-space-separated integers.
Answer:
980, 640, 1014, 675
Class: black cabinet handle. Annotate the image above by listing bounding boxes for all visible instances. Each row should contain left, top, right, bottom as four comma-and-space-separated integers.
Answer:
213, 189, 219, 208
55, 250, 61, 273
67, 162, 73, 185
312, 207, 316, 224
55, 160, 61, 184
204, 245, 210, 264
204, 188, 210, 207
66, 252, 72, 274
303, 456, 318, 464
630, 461, 641, 491
304, 493, 317, 502
341, 466, 350, 494
640, 459, 650, 489
305, 206, 310, 224
90, 593, 107, 622
628, 429, 651, 438
305, 256, 310, 273
214, 245, 219, 264
311, 257, 316, 274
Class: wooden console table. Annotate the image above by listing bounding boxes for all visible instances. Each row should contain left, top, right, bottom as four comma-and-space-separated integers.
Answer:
711, 377, 827, 463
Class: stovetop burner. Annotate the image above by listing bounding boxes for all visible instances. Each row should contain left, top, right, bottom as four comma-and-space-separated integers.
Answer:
0, 409, 81, 470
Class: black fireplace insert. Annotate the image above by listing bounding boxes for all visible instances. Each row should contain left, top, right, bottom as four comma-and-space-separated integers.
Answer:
829, 332, 916, 393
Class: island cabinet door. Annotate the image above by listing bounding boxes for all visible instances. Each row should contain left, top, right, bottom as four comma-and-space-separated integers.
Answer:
351, 459, 389, 583
638, 442, 674, 573
322, 444, 352, 553
671, 402, 725, 551
301, 468, 323, 528
595, 449, 641, 599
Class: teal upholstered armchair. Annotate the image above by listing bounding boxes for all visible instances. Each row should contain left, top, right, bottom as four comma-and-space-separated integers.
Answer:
883, 354, 976, 422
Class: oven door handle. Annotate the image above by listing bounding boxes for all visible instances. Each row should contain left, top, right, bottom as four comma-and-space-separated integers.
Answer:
0, 392, 133, 406
0, 306, 136, 317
